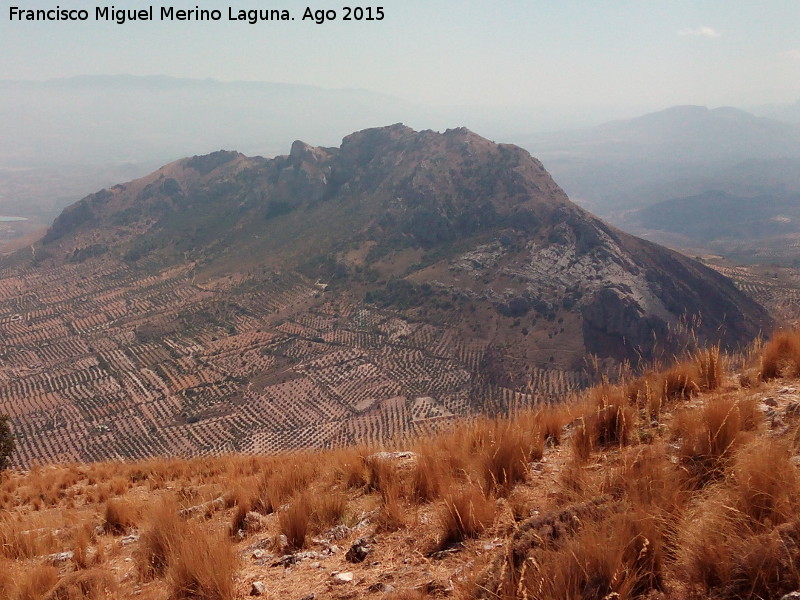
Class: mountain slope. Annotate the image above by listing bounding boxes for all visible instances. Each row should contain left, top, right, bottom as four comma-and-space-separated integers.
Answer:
38, 124, 770, 363
0, 125, 772, 466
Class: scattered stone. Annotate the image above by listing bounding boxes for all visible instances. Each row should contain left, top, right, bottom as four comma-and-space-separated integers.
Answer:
786, 402, 800, 417
325, 524, 351, 540
779, 593, 800, 600
368, 582, 396, 593
298, 595, 316, 600
271, 554, 298, 568
46, 551, 74, 565
250, 581, 266, 596
326, 544, 340, 555
119, 534, 139, 546
430, 546, 461, 560
368, 451, 417, 462
252, 549, 266, 560
346, 537, 372, 563
178, 495, 225, 518
332, 571, 354, 584
791, 456, 800, 467
763, 397, 778, 407
778, 387, 797, 394
310, 561, 321, 569
244, 511, 268, 533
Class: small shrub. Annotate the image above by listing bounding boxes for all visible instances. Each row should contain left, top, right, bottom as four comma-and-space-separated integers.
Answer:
437, 483, 495, 549
136, 498, 184, 580
279, 493, 312, 550
166, 525, 235, 600
14, 565, 59, 600
103, 498, 138, 534
760, 329, 800, 380
45, 569, 117, 600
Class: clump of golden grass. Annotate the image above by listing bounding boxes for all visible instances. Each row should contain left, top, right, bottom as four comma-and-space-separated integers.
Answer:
228, 500, 251, 537
364, 454, 400, 495
252, 458, 317, 514
312, 491, 348, 532
407, 450, 447, 504
135, 498, 184, 580
0, 516, 60, 559
572, 388, 636, 461
165, 525, 235, 600
437, 482, 495, 550
376, 482, 406, 532
676, 437, 800, 598
102, 498, 138, 535
45, 568, 117, 600
517, 510, 664, 600
603, 443, 685, 515
695, 345, 723, 391
474, 419, 536, 496
729, 438, 800, 529
278, 493, 312, 550
673, 395, 759, 486
326, 444, 369, 489
12, 565, 59, 600
760, 329, 800, 380
72, 524, 94, 570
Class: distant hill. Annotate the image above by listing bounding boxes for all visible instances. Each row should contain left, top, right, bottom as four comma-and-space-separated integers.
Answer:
516, 105, 800, 262
518, 105, 800, 215
37, 124, 770, 364
0, 124, 772, 466
0, 75, 420, 225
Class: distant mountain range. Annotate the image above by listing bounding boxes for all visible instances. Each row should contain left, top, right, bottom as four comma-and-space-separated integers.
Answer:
3, 76, 800, 263
36, 124, 770, 365
518, 105, 800, 262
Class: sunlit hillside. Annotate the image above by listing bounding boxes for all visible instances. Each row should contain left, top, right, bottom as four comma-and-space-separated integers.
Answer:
2, 330, 800, 600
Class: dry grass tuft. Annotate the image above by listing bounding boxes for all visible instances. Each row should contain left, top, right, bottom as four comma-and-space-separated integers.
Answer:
673, 395, 759, 486
44, 568, 117, 600
437, 483, 495, 550
13, 565, 59, 600
311, 491, 348, 532
253, 458, 317, 515
525, 511, 664, 600
474, 420, 531, 496
103, 498, 138, 535
165, 525, 235, 600
278, 493, 312, 551
135, 498, 184, 580
408, 450, 447, 504
695, 345, 723, 391
760, 329, 800, 380
572, 390, 636, 460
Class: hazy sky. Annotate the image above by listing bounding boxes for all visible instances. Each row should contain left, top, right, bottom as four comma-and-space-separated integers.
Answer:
2, 0, 799, 114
